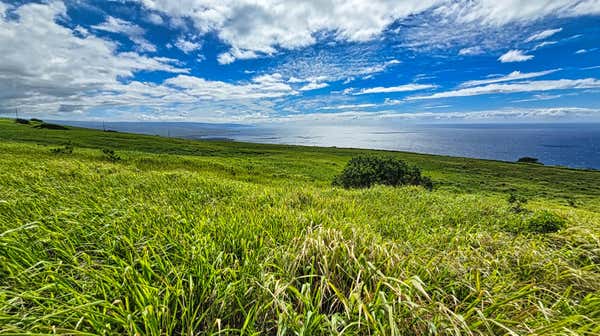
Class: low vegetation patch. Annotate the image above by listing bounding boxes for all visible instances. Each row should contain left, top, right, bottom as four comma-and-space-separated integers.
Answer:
333, 155, 433, 189
14, 118, 30, 125
50, 144, 74, 155
34, 122, 69, 130
0, 118, 599, 334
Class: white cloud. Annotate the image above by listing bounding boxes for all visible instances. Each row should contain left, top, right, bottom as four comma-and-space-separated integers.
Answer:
260, 107, 600, 124
409, 78, 600, 100
533, 41, 558, 50
498, 50, 534, 63
320, 103, 378, 110
92, 16, 156, 52
0, 1, 298, 119
136, 0, 444, 63
0, 1, 185, 106
146, 13, 164, 25
134, 1, 600, 63
299, 82, 329, 91
525, 28, 562, 42
164, 73, 296, 99
512, 94, 563, 102
174, 37, 201, 53
355, 84, 437, 95
461, 69, 560, 87
459, 46, 484, 56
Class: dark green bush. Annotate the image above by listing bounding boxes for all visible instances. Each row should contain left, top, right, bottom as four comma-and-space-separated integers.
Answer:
102, 149, 121, 162
15, 118, 30, 125
30, 118, 44, 123
517, 157, 541, 164
333, 155, 433, 190
526, 210, 565, 233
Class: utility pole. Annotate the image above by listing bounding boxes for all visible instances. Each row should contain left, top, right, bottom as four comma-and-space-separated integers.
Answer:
15, 108, 18, 120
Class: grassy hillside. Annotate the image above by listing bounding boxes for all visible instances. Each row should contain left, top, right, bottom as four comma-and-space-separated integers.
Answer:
1, 118, 599, 334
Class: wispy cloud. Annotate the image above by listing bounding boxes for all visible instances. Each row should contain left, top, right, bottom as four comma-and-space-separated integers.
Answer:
498, 50, 534, 63
461, 69, 560, 87
92, 16, 156, 52
319, 103, 378, 110
409, 78, 600, 100
525, 28, 562, 42
354, 84, 437, 95
299, 82, 329, 91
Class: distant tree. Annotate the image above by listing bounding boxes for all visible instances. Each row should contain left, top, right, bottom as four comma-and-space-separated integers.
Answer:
517, 157, 540, 164
30, 118, 44, 123
333, 155, 433, 190
15, 118, 30, 125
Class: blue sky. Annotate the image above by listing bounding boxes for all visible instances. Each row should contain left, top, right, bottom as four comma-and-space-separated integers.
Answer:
1, 0, 599, 124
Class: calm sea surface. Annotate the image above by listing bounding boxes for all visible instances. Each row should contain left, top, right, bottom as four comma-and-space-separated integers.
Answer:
58, 121, 600, 170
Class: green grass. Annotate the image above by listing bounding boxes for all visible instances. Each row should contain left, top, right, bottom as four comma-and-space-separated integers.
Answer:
1, 118, 599, 335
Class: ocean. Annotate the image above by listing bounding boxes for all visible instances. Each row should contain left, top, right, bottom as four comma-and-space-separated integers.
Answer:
58, 121, 600, 170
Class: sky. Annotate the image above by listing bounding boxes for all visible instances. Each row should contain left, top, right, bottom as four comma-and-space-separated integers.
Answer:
0, 0, 599, 124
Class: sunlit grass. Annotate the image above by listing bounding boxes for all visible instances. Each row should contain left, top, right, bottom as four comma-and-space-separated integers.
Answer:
1, 119, 599, 334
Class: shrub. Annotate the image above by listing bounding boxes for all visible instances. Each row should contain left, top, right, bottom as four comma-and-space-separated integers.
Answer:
517, 157, 540, 164
34, 123, 69, 130
30, 118, 44, 123
102, 149, 121, 162
50, 144, 74, 155
333, 155, 433, 190
15, 118, 30, 125
525, 210, 565, 233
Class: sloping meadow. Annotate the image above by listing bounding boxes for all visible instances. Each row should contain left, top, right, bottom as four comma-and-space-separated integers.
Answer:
1, 139, 599, 334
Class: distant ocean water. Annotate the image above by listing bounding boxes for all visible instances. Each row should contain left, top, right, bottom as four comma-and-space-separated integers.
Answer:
58, 121, 600, 170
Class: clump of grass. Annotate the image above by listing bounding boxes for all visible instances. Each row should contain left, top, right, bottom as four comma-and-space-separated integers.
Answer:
508, 193, 528, 213
333, 155, 433, 190
525, 210, 566, 233
50, 144, 74, 154
102, 148, 122, 162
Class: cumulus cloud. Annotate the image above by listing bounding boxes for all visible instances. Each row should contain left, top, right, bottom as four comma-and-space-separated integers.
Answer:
92, 16, 156, 52
0, 1, 301, 119
498, 50, 534, 63
460, 69, 560, 87
134, 0, 600, 63
354, 84, 437, 95
525, 28, 563, 42
0, 1, 185, 106
408, 78, 600, 100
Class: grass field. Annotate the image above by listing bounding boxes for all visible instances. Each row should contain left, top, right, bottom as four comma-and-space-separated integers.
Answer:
1, 118, 599, 335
